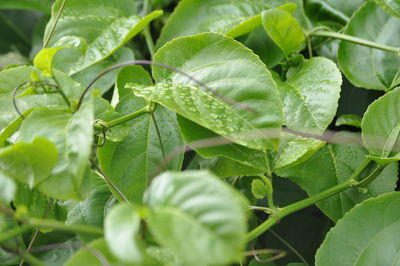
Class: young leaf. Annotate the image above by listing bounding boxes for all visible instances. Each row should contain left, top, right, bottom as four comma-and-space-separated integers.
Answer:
262, 8, 305, 57
362, 87, 400, 160
277, 57, 342, 135
132, 32, 283, 150
43, 0, 162, 74
251, 178, 270, 199
0, 137, 58, 187
277, 132, 398, 221
372, 0, 400, 17
338, 2, 400, 90
18, 102, 93, 200
316, 192, 400, 265
155, 0, 269, 48
145, 170, 248, 265
105, 203, 143, 264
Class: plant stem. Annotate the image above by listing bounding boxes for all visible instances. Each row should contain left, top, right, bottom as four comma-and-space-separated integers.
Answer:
43, 0, 68, 48
106, 107, 149, 128
144, 28, 155, 58
309, 30, 400, 54
27, 218, 103, 235
0, 225, 32, 243
246, 157, 374, 241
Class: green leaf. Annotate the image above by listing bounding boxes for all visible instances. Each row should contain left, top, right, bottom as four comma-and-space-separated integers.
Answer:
277, 57, 342, 135
145, 170, 248, 265
277, 132, 398, 221
338, 2, 400, 90
66, 175, 111, 243
372, 0, 400, 17
335, 114, 362, 128
155, 0, 269, 48
315, 192, 400, 265
99, 68, 184, 203
18, 102, 94, 200
209, 156, 266, 177
43, 0, 162, 74
271, 132, 325, 170
0, 137, 58, 187
0, 0, 51, 13
0, 173, 15, 205
131, 32, 283, 150
105, 203, 143, 264
361, 87, 400, 158
262, 8, 305, 57
64, 238, 121, 266
38, 238, 82, 266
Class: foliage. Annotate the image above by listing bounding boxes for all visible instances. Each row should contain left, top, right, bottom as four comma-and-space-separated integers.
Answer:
0, 0, 399, 265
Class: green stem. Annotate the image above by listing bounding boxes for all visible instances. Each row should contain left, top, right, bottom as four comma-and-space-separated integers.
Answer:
27, 218, 103, 235
43, 0, 68, 48
106, 107, 149, 128
246, 157, 373, 242
309, 30, 400, 54
144, 28, 155, 58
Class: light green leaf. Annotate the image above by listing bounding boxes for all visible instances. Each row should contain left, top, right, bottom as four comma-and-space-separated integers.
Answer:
64, 238, 121, 266
338, 2, 400, 90
99, 67, 184, 202
145, 170, 248, 265
251, 178, 270, 199
0, 137, 58, 187
44, 0, 162, 74
372, 0, 400, 17
0, 173, 15, 205
0, 0, 51, 13
316, 192, 400, 266
362, 87, 400, 158
271, 132, 325, 170
277, 132, 398, 221
277, 57, 341, 135
105, 203, 143, 264
131, 32, 282, 150
155, 0, 269, 48
335, 114, 362, 128
18, 102, 93, 200
262, 8, 305, 57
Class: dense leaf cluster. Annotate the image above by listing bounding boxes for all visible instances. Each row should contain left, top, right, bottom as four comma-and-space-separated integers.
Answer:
0, 0, 399, 265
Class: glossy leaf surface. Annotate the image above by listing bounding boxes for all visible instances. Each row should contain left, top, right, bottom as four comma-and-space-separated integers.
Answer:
145, 170, 248, 265
277, 57, 342, 135
156, 0, 269, 47
132, 33, 282, 149
43, 0, 162, 74
338, 2, 400, 90
316, 192, 400, 265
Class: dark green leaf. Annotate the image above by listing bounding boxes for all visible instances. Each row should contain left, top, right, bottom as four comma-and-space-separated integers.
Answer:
338, 2, 400, 90
0, 0, 51, 13
316, 192, 400, 265
277, 132, 398, 221
145, 170, 248, 265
